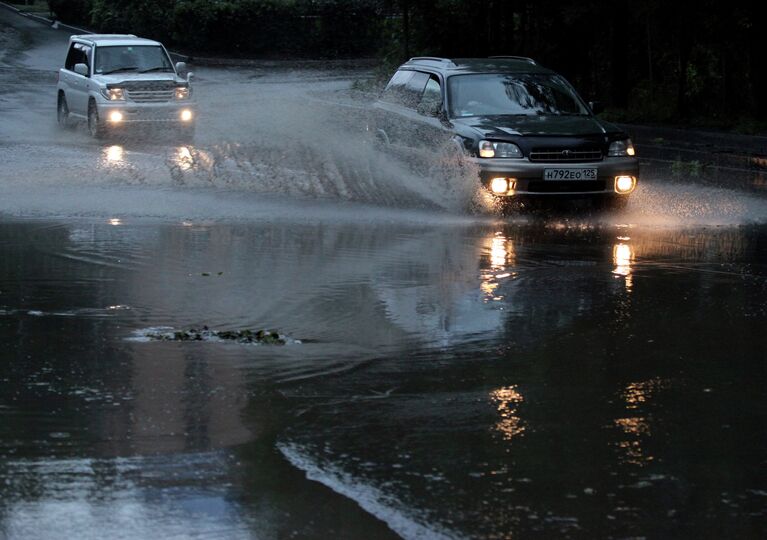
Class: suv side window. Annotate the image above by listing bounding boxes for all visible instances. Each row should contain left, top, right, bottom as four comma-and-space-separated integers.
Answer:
402, 72, 430, 108
419, 76, 442, 111
64, 43, 90, 74
382, 70, 414, 104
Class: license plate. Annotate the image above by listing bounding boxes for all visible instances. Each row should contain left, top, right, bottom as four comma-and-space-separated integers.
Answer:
543, 168, 597, 180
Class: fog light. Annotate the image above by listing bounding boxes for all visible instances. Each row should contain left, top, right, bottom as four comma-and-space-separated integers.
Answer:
180, 109, 193, 122
491, 177, 509, 194
615, 175, 636, 194
109, 111, 123, 123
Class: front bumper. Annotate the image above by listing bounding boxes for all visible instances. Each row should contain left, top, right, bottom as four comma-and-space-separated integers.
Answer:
471, 156, 639, 196
98, 100, 197, 125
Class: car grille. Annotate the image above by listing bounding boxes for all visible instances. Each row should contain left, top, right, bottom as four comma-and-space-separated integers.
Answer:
127, 89, 175, 103
526, 180, 606, 193
529, 148, 603, 163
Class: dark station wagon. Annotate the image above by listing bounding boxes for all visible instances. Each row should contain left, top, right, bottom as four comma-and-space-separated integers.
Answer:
371, 56, 639, 210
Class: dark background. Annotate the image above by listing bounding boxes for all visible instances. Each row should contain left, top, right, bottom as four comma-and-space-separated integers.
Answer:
41, 0, 767, 131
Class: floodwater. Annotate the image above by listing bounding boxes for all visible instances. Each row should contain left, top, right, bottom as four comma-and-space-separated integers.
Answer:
1, 7, 766, 540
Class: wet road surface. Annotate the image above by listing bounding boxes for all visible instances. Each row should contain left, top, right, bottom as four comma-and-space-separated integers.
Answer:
1, 6, 766, 539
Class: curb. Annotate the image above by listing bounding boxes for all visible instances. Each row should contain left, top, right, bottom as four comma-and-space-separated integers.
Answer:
0, 0, 87, 33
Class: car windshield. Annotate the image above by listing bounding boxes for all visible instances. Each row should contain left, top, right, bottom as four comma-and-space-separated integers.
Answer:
447, 73, 589, 118
94, 45, 173, 75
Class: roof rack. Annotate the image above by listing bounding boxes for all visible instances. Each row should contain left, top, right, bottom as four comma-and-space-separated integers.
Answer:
407, 57, 456, 67
73, 34, 139, 41
488, 56, 537, 65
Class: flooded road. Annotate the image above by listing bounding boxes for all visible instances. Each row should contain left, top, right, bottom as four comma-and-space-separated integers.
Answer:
1, 6, 766, 540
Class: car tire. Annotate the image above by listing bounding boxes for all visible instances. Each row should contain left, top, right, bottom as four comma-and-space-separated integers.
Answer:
57, 94, 73, 129
87, 102, 106, 139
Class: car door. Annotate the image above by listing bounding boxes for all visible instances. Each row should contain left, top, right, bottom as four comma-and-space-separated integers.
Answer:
62, 43, 91, 115
411, 75, 453, 153
373, 70, 429, 148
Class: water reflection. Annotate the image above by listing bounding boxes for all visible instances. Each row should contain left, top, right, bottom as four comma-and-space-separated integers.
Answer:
491, 385, 525, 441
481, 231, 515, 302
612, 242, 634, 276
613, 241, 635, 291
614, 416, 653, 466
614, 379, 669, 467
624, 378, 668, 410
174, 146, 194, 171
102, 145, 125, 166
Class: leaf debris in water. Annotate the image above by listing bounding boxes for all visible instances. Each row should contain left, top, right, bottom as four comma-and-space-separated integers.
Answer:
141, 326, 294, 345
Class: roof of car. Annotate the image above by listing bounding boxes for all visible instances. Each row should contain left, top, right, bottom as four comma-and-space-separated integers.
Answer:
70, 34, 162, 47
401, 56, 553, 75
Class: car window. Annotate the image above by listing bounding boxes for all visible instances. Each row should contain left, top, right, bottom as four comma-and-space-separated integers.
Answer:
64, 43, 88, 72
81, 45, 92, 74
419, 76, 442, 110
405, 72, 430, 96
94, 45, 173, 75
382, 70, 415, 104
447, 73, 589, 117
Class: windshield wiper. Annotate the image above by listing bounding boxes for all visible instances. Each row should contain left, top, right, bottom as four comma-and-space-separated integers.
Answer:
102, 66, 139, 75
139, 66, 173, 73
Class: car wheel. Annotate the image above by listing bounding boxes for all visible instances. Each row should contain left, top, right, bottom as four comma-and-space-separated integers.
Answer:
87, 102, 105, 139
57, 94, 72, 129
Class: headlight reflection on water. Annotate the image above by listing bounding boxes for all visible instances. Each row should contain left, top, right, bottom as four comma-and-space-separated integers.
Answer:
491, 385, 526, 441
174, 146, 194, 171
613, 242, 635, 291
481, 231, 516, 302
613, 243, 634, 276
103, 145, 125, 165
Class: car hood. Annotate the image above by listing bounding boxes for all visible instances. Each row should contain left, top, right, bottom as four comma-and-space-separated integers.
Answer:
98, 73, 184, 86
452, 114, 614, 138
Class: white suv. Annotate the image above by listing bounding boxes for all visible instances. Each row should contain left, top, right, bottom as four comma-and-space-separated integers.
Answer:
56, 34, 197, 139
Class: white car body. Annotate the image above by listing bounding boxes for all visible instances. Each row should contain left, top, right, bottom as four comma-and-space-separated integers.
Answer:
56, 34, 197, 138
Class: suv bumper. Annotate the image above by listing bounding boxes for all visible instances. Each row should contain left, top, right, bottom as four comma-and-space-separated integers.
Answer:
471, 156, 639, 196
98, 100, 197, 126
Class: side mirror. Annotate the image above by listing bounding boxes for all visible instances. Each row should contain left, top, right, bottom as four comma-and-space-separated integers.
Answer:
175, 61, 187, 75
74, 63, 88, 76
589, 101, 604, 115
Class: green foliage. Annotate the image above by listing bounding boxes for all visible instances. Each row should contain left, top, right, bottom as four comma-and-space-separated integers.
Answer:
42, 0, 767, 128
46, 0, 382, 56
671, 159, 704, 178
47, 0, 91, 23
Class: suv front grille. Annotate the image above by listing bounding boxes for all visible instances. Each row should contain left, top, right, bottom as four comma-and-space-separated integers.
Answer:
127, 89, 175, 103
529, 148, 603, 163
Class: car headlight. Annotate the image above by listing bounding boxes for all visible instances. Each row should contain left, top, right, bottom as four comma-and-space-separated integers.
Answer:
608, 139, 636, 157
175, 87, 190, 100
101, 88, 125, 101
478, 140, 523, 159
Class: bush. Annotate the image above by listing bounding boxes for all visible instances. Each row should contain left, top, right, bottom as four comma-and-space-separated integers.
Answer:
47, 0, 92, 24
90, 0, 175, 42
